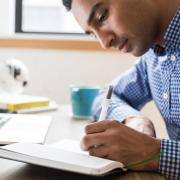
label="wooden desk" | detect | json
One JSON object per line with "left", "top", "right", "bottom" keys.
{"left": 0, "top": 106, "right": 165, "bottom": 180}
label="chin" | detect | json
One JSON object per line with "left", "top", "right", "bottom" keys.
{"left": 132, "top": 46, "right": 150, "bottom": 57}
{"left": 131, "top": 50, "right": 143, "bottom": 57}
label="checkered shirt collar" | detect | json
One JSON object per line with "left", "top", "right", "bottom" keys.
{"left": 153, "top": 8, "right": 180, "bottom": 56}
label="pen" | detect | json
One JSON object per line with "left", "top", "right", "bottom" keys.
{"left": 0, "top": 117, "right": 11, "bottom": 129}
{"left": 99, "top": 85, "right": 113, "bottom": 121}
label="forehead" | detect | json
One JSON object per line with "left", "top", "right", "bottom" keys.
{"left": 71, "top": 0, "right": 102, "bottom": 30}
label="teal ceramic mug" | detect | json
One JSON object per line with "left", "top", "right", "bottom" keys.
{"left": 70, "top": 86, "right": 99, "bottom": 119}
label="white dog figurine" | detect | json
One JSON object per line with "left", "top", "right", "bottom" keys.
{"left": 0, "top": 58, "right": 29, "bottom": 94}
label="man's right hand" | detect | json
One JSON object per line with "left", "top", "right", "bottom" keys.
{"left": 80, "top": 120, "right": 160, "bottom": 171}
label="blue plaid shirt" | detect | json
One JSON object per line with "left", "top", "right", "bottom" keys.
{"left": 93, "top": 8, "right": 180, "bottom": 179}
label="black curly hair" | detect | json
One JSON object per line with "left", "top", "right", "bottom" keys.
{"left": 62, "top": 0, "right": 72, "bottom": 11}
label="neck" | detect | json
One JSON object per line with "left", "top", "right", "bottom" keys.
{"left": 155, "top": 0, "right": 180, "bottom": 46}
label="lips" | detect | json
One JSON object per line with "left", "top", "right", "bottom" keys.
{"left": 118, "top": 39, "right": 128, "bottom": 52}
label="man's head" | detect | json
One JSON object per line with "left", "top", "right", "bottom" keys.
{"left": 62, "top": 0, "right": 160, "bottom": 56}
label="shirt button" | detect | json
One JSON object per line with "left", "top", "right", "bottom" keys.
{"left": 163, "top": 93, "right": 168, "bottom": 99}
{"left": 170, "top": 55, "right": 176, "bottom": 61}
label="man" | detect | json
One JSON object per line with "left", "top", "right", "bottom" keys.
{"left": 62, "top": 0, "right": 180, "bottom": 179}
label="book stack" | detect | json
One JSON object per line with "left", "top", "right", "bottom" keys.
{"left": 0, "top": 94, "right": 58, "bottom": 114}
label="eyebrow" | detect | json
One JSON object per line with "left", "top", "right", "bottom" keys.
{"left": 87, "top": 2, "right": 103, "bottom": 26}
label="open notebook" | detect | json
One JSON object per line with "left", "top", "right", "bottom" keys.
{"left": 0, "top": 139, "right": 125, "bottom": 176}
{"left": 0, "top": 113, "right": 52, "bottom": 145}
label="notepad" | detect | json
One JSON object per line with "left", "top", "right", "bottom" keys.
{"left": 0, "top": 113, "right": 52, "bottom": 145}
{"left": 0, "top": 139, "right": 125, "bottom": 176}
{"left": 0, "top": 94, "right": 50, "bottom": 112}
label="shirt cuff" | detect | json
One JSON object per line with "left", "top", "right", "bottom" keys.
{"left": 159, "top": 139, "right": 180, "bottom": 180}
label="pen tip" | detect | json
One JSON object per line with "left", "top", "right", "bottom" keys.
{"left": 106, "top": 85, "right": 113, "bottom": 99}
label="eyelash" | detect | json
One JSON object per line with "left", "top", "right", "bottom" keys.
{"left": 98, "top": 9, "right": 108, "bottom": 25}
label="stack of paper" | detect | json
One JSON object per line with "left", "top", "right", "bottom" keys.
{"left": 0, "top": 113, "right": 52, "bottom": 145}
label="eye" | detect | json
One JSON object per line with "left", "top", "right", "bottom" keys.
{"left": 98, "top": 9, "right": 108, "bottom": 25}
{"left": 90, "top": 32, "right": 96, "bottom": 38}
{"left": 85, "top": 31, "right": 96, "bottom": 38}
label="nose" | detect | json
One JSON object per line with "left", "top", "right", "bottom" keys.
{"left": 95, "top": 30, "right": 115, "bottom": 49}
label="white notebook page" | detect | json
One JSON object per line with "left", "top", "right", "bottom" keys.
{"left": 0, "top": 114, "right": 52, "bottom": 144}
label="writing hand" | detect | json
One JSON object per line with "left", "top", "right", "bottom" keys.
{"left": 81, "top": 120, "right": 161, "bottom": 171}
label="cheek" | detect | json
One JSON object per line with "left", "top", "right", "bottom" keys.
{"left": 110, "top": 10, "right": 140, "bottom": 37}
{"left": 108, "top": 16, "right": 128, "bottom": 35}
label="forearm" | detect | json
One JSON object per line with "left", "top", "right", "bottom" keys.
{"left": 93, "top": 92, "right": 156, "bottom": 137}
{"left": 92, "top": 92, "right": 141, "bottom": 122}
{"left": 124, "top": 120, "right": 180, "bottom": 177}
{"left": 92, "top": 58, "right": 152, "bottom": 122}
{"left": 126, "top": 137, "right": 161, "bottom": 171}
{"left": 136, "top": 138, "right": 180, "bottom": 178}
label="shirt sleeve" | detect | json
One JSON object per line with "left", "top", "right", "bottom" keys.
{"left": 92, "top": 54, "right": 152, "bottom": 122}
{"left": 159, "top": 139, "right": 180, "bottom": 179}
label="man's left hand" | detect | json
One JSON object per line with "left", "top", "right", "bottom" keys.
{"left": 124, "top": 116, "right": 156, "bottom": 137}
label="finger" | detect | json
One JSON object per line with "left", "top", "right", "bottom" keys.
{"left": 105, "top": 154, "right": 116, "bottom": 161}
{"left": 85, "top": 121, "right": 109, "bottom": 134}
{"left": 80, "top": 132, "right": 106, "bottom": 151}
{"left": 89, "top": 145, "right": 109, "bottom": 158}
